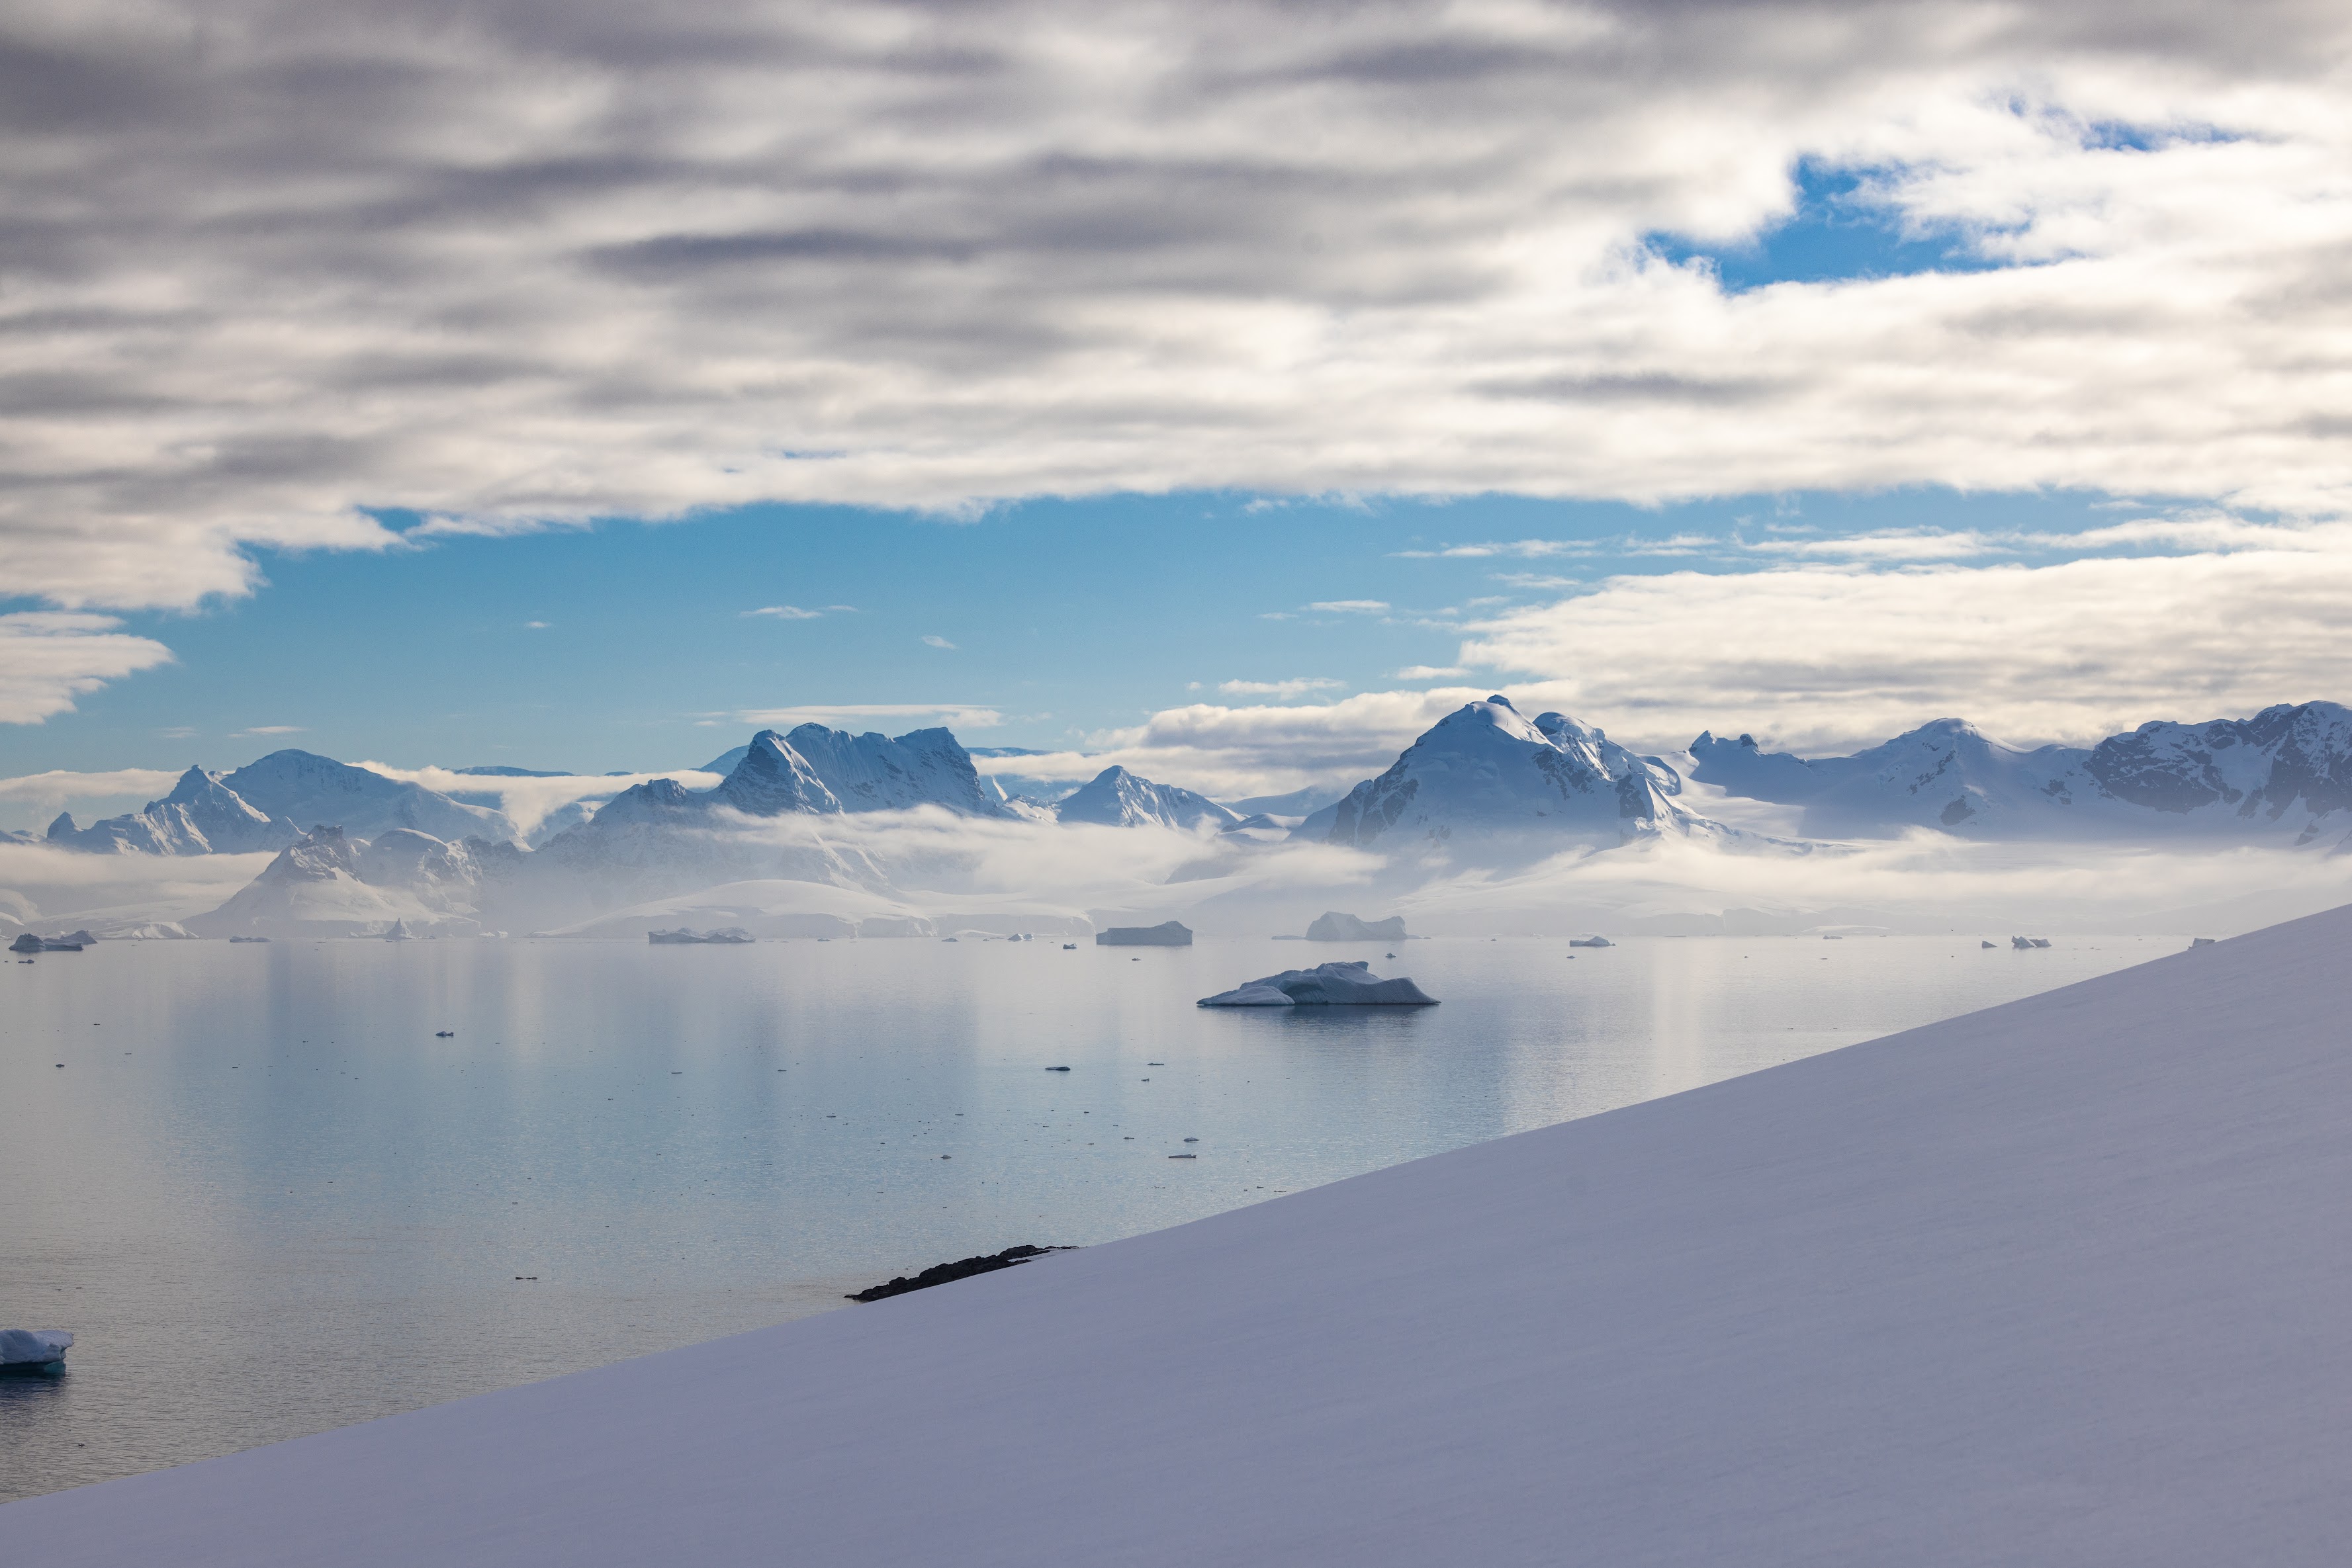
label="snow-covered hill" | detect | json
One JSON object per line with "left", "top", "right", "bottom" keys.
{"left": 186, "top": 826, "right": 485, "bottom": 938}
{"left": 1296, "top": 696, "right": 1712, "bottom": 851}
{"left": 44, "top": 766, "right": 295, "bottom": 855}
{"left": 21, "top": 904, "right": 2352, "bottom": 1565}
{"left": 222, "top": 750, "right": 519, "bottom": 846}
{"left": 1688, "top": 701, "right": 2352, "bottom": 842}
{"left": 1055, "top": 766, "right": 1242, "bottom": 831}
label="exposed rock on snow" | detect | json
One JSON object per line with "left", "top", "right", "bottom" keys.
{"left": 44, "top": 766, "right": 295, "bottom": 855}
{"left": 1298, "top": 697, "right": 1713, "bottom": 853}
{"left": 647, "top": 928, "right": 755, "bottom": 944}
{"left": 1055, "top": 767, "right": 1242, "bottom": 831}
{"left": 1198, "top": 961, "right": 1438, "bottom": 1006}
{"left": 1097, "top": 921, "right": 1193, "bottom": 946}
{"left": 846, "top": 1246, "right": 1074, "bottom": 1303}
{"left": 1304, "top": 911, "right": 1406, "bottom": 941}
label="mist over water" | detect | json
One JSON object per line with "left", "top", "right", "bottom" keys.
{"left": 0, "top": 931, "right": 2179, "bottom": 1500}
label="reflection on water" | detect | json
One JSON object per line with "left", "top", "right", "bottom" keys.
{"left": 0, "top": 932, "right": 2166, "bottom": 1500}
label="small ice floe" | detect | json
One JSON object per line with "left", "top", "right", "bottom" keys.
{"left": 2192, "top": 937, "right": 2217, "bottom": 948}
{"left": 0, "top": 1328, "right": 72, "bottom": 1371}
{"left": 1568, "top": 936, "right": 1612, "bottom": 949}
{"left": 2011, "top": 936, "right": 2053, "bottom": 950}
{"left": 1197, "top": 961, "right": 1438, "bottom": 1008}
{"left": 434, "top": 1030, "right": 455, "bottom": 1038}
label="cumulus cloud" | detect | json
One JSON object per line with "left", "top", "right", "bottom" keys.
{"left": 0, "top": 613, "right": 175, "bottom": 724}
{"left": 743, "top": 605, "right": 823, "bottom": 619}
{"left": 921, "top": 635, "right": 958, "bottom": 649}
{"left": 8, "top": 0, "right": 2352, "bottom": 629}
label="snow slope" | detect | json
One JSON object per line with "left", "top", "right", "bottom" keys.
{"left": 1054, "top": 765, "right": 1242, "bottom": 830}
{"left": 1690, "top": 701, "right": 2352, "bottom": 842}
{"left": 17, "top": 904, "right": 2352, "bottom": 1564}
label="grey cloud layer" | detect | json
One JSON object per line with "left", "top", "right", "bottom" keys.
{"left": 7, "top": 0, "right": 2352, "bottom": 623}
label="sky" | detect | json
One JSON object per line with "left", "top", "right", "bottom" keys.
{"left": 5, "top": 0, "right": 2352, "bottom": 826}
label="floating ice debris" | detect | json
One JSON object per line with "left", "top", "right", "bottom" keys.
{"left": 1982, "top": 940, "right": 1997, "bottom": 949}
{"left": 2011, "top": 936, "right": 2053, "bottom": 950}
{"left": 1046, "top": 1065, "right": 1071, "bottom": 1072}
{"left": 1568, "top": 936, "right": 1612, "bottom": 949}
{"left": 1097, "top": 921, "right": 1193, "bottom": 947}
{"left": 1168, "top": 1153, "right": 1197, "bottom": 1159}
{"left": 0, "top": 1328, "right": 71, "bottom": 1369}
{"left": 434, "top": 1030, "right": 454, "bottom": 1038}
{"left": 1198, "top": 961, "right": 1439, "bottom": 1008}
{"left": 2192, "top": 937, "right": 2216, "bottom": 947}
{"left": 228, "top": 936, "right": 271, "bottom": 943}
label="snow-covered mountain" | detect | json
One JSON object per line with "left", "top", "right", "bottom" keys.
{"left": 1056, "top": 767, "right": 1242, "bottom": 831}
{"left": 1296, "top": 697, "right": 1705, "bottom": 851}
{"left": 222, "top": 750, "right": 520, "bottom": 846}
{"left": 187, "top": 826, "right": 485, "bottom": 937}
{"left": 44, "top": 765, "right": 295, "bottom": 854}
{"left": 563, "top": 724, "right": 1007, "bottom": 845}
{"left": 1688, "top": 702, "right": 2352, "bottom": 842}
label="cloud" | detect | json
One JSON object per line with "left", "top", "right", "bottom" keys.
{"left": 1455, "top": 545, "right": 2352, "bottom": 752}
{"left": 0, "top": 767, "right": 182, "bottom": 807}
{"left": 921, "top": 635, "right": 958, "bottom": 649}
{"left": 13, "top": 0, "right": 2352, "bottom": 633}
{"left": 0, "top": 613, "right": 175, "bottom": 725}
{"left": 1394, "top": 666, "right": 1470, "bottom": 681}
{"left": 234, "top": 725, "right": 304, "bottom": 737}
{"left": 523, "top": 620, "right": 550, "bottom": 629}
{"left": 1218, "top": 677, "right": 1345, "bottom": 697}
{"left": 743, "top": 605, "right": 823, "bottom": 620}
{"left": 357, "top": 763, "right": 724, "bottom": 838}
{"left": 1304, "top": 601, "right": 1392, "bottom": 615}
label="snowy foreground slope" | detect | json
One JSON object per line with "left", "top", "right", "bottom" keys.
{"left": 15, "top": 914, "right": 2352, "bottom": 1565}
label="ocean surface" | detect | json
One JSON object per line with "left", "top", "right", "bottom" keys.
{"left": 1, "top": 932, "right": 2170, "bottom": 1502}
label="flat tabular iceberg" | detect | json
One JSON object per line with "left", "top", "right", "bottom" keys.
{"left": 1199, "top": 961, "right": 1438, "bottom": 1007}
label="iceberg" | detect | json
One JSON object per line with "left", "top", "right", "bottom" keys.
{"left": 1097, "top": 922, "right": 1193, "bottom": 947}
{"left": 1304, "top": 911, "right": 1406, "bottom": 941}
{"left": 0, "top": 1328, "right": 71, "bottom": 1368}
{"left": 1198, "top": 961, "right": 1439, "bottom": 1007}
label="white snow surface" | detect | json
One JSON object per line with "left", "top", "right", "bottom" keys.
{"left": 23, "top": 906, "right": 2352, "bottom": 1562}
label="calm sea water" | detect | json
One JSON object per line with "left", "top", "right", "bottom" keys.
{"left": 1, "top": 932, "right": 2169, "bottom": 1501}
